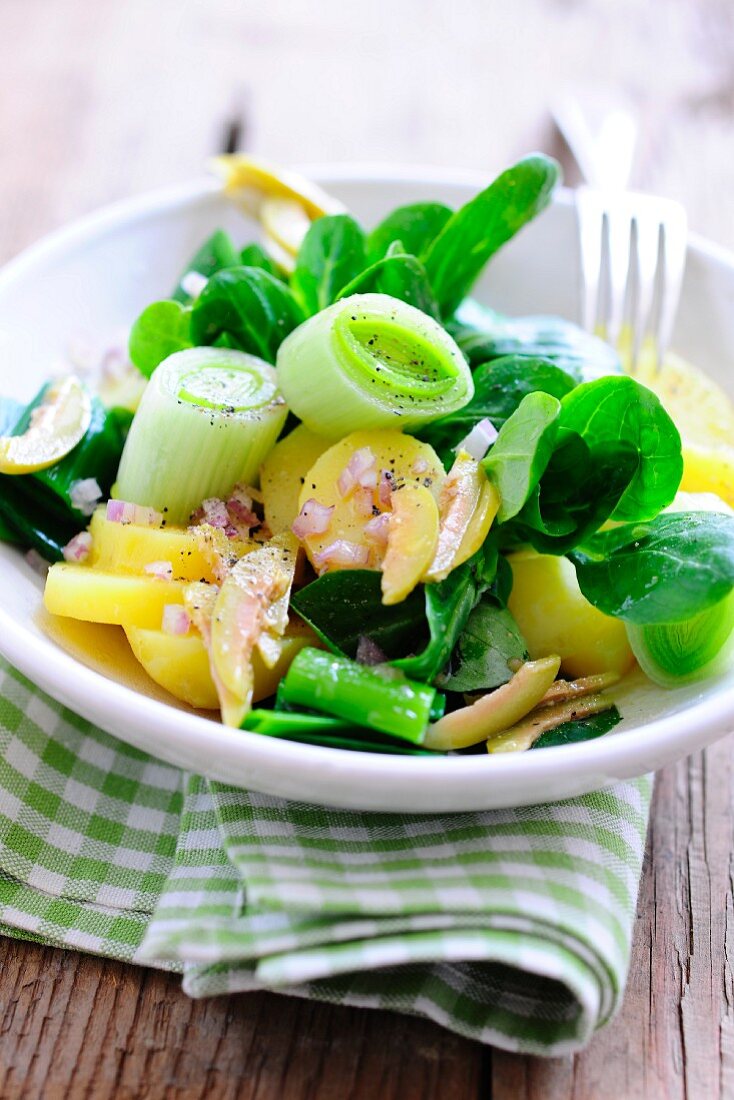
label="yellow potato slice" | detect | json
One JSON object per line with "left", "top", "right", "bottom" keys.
{"left": 260, "top": 424, "right": 331, "bottom": 535}
{"left": 89, "top": 509, "right": 217, "bottom": 580}
{"left": 507, "top": 550, "right": 635, "bottom": 679}
{"left": 44, "top": 563, "right": 187, "bottom": 629}
{"left": 124, "top": 622, "right": 316, "bottom": 711}
{"left": 125, "top": 627, "right": 219, "bottom": 709}
{"left": 381, "top": 485, "right": 439, "bottom": 606}
{"left": 296, "top": 430, "right": 444, "bottom": 571}
{"left": 0, "top": 376, "right": 91, "bottom": 474}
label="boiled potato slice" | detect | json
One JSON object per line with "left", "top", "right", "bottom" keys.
{"left": 296, "top": 429, "right": 444, "bottom": 570}
{"left": 125, "top": 627, "right": 219, "bottom": 709}
{"left": 89, "top": 509, "right": 210, "bottom": 580}
{"left": 260, "top": 425, "right": 331, "bottom": 535}
{"left": 381, "top": 485, "right": 439, "bottom": 605}
{"left": 44, "top": 563, "right": 187, "bottom": 629}
{"left": 507, "top": 550, "right": 634, "bottom": 679}
{"left": 89, "top": 509, "right": 255, "bottom": 581}
{"left": 125, "top": 619, "right": 316, "bottom": 711}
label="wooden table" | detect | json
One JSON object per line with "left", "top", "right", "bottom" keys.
{"left": 1, "top": 1, "right": 733, "bottom": 1096}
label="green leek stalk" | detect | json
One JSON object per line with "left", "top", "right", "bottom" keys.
{"left": 278, "top": 647, "right": 436, "bottom": 743}
{"left": 626, "top": 589, "right": 734, "bottom": 688}
{"left": 276, "top": 292, "right": 474, "bottom": 440}
{"left": 115, "top": 348, "right": 288, "bottom": 524}
{"left": 242, "top": 709, "right": 438, "bottom": 754}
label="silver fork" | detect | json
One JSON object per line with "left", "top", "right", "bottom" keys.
{"left": 552, "top": 95, "right": 688, "bottom": 369}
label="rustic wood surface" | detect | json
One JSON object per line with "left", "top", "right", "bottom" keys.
{"left": 1, "top": 1, "right": 733, "bottom": 1096}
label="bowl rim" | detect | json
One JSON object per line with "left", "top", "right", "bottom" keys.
{"left": 0, "top": 164, "right": 732, "bottom": 797}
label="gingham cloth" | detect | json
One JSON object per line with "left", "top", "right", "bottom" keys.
{"left": 0, "top": 657, "right": 651, "bottom": 1055}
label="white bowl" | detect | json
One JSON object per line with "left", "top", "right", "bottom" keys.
{"left": 0, "top": 167, "right": 733, "bottom": 812}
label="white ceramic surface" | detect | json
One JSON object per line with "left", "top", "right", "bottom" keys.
{"left": 0, "top": 167, "right": 733, "bottom": 812}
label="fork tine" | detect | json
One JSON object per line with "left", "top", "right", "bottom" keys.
{"left": 654, "top": 201, "right": 688, "bottom": 368}
{"left": 629, "top": 213, "right": 660, "bottom": 370}
{"left": 604, "top": 200, "right": 633, "bottom": 349}
{"left": 576, "top": 187, "right": 604, "bottom": 332}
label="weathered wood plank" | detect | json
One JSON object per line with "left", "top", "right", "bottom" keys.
{"left": 492, "top": 736, "right": 734, "bottom": 1100}
{"left": 0, "top": 938, "right": 482, "bottom": 1100}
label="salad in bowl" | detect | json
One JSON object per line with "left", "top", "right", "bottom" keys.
{"left": 2, "top": 153, "right": 733, "bottom": 762}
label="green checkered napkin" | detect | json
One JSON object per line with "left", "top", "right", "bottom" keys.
{"left": 0, "top": 656, "right": 651, "bottom": 1055}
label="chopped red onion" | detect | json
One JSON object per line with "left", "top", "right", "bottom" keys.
{"left": 363, "top": 512, "right": 390, "bottom": 545}
{"left": 457, "top": 418, "right": 498, "bottom": 461}
{"left": 62, "top": 531, "right": 93, "bottom": 563}
{"left": 313, "top": 539, "right": 369, "bottom": 571}
{"left": 69, "top": 478, "right": 102, "bottom": 517}
{"left": 352, "top": 486, "right": 376, "bottom": 517}
{"left": 200, "top": 497, "right": 231, "bottom": 530}
{"left": 378, "top": 469, "right": 394, "bottom": 509}
{"left": 162, "top": 604, "right": 191, "bottom": 635}
{"left": 356, "top": 635, "right": 388, "bottom": 666}
{"left": 292, "top": 498, "right": 335, "bottom": 539}
{"left": 338, "top": 447, "right": 377, "bottom": 497}
{"left": 144, "top": 560, "right": 173, "bottom": 581}
{"left": 180, "top": 270, "right": 209, "bottom": 299}
{"left": 106, "top": 499, "right": 163, "bottom": 527}
{"left": 226, "top": 486, "right": 259, "bottom": 530}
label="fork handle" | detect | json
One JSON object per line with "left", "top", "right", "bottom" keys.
{"left": 552, "top": 96, "right": 637, "bottom": 191}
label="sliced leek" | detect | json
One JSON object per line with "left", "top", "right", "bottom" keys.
{"left": 115, "top": 348, "right": 287, "bottom": 524}
{"left": 626, "top": 589, "right": 734, "bottom": 688}
{"left": 276, "top": 293, "right": 474, "bottom": 440}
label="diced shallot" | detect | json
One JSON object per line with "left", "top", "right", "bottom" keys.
{"left": 200, "top": 497, "right": 233, "bottom": 531}
{"left": 69, "top": 478, "right": 102, "bottom": 517}
{"left": 292, "top": 498, "right": 335, "bottom": 540}
{"left": 106, "top": 499, "right": 163, "bottom": 527}
{"left": 457, "top": 418, "right": 498, "bottom": 461}
{"left": 226, "top": 486, "right": 259, "bottom": 530}
{"left": 144, "top": 560, "right": 173, "bottom": 581}
{"left": 313, "top": 539, "right": 369, "bottom": 570}
{"left": 363, "top": 512, "right": 390, "bottom": 545}
{"left": 62, "top": 531, "right": 92, "bottom": 563}
{"left": 162, "top": 604, "right": 191, "bottom": 635}
{"left": 378, "top": 469, "right": 394, "bottom": 509}
{"left": 352, "top": 486, "right": 376, "bottom": 517}
{"left": 337, "top": 447, "right": 377, "bottom": 498}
